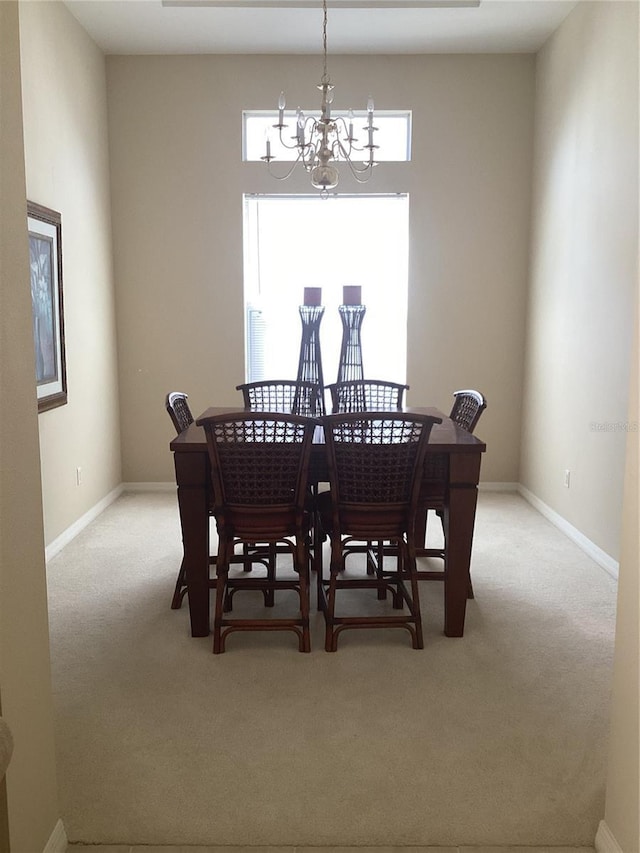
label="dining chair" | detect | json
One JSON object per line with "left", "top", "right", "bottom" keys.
{"left": 236, "top": 379, "right": 323, "bottom": 417}
{"left": 449, "top": 389, "right": 487, "bottom": 433}
{"left": 166, "top": 392, "right": 269, "bottom": 610}
{"left": 238, "top": 378, "right": 325, "bottom": 573}
{"left": 196, "top": 411, "right": 315, "bottom": 653}
{"left": 415, "top": 389, "right": 487, "bottom": 598}
{"left": 316, "top": 411, "right": 441, "bottom": 651}
{"left": 165, "top": 391, "right": 194, "bottom": 434}
{"left": 326, "top": 379, "right": 409, "bottom": 414}
{"left": 325, "top": 378, "right": 411, "bottom": 574}
{"left": 166, "top": 392, "right": 197, "bottom": 609}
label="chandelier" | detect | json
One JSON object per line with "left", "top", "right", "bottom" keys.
{"left": 261, "top": 0, "right": 379, "bottom": 196}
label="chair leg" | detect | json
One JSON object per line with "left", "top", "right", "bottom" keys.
{"left": 170, "top": 558, "right": 187, "bottom": 609}
{"left": 296, "top": 540, "right": 311, "bottom": 653}
{"left": 414, "top": 508, "right": 428, "bottom": 549}
{"left": 375, "top": 540, "right": 388, "bottom": 599}
{"left": 213, "top": 554, "right": 230, "bottom": 654}
{"left": 324, "top": 535, "right": 342, "bottom": 652}
{"left": 264, "top": 544, "right": 277, "bottom": 607}
{"left": 405, "top": 544, "right": 424, "bottom": 650}
{"left": 325, "top": 568, "right": 339, "bottom": 652}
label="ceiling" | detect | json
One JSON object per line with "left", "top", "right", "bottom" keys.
{"left": 62, "top": 0, "right": 579, "bottom": 55}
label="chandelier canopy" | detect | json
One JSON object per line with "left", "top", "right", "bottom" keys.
{"left": 262, "top": 0, "right": 379, "bottom": 196}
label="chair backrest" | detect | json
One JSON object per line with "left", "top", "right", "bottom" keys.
{"left": 197, "top": 412, "right": 315, "bottom": 538}
{"left": 236, "top": 380, "right": 323, "bottom": 417}
{"left": 326, "top": 379, "right": 410, "bottom": 414}
{"left": 166, "top": 391, "right": 194, "bottom": 434}
{"left": 449, "top": 389, "right": 486, "bottom": 433}
{"left": 321, "top": 412, "right": 441, "bottom": 540}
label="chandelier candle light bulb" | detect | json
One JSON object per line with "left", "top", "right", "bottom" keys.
{"left": 262, "top": 0, "right": 379, "bottom": 195}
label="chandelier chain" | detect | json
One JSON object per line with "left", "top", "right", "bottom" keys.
{"left": 322, "top": 0, "right": 329, "bottom": 84}
{"left": 264, "top": 0, "right": 378, "bottom": 193}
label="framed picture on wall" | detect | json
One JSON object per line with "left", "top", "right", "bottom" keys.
{"left": 27, "top": 201, "right": 67, "bottom": 413}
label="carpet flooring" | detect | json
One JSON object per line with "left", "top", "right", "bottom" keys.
{"left": 47, "top": 490, "right": 616, "bottom": 848}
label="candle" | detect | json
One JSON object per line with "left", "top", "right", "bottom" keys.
{"left": 343, "top": 285, "right": 362, "bottom": 305}
{"left": 367, "top": 95, "right": 374, "bottom": 125}
{"left": 304, "top": 287, "right": 322, "bottom": 306}
{"left": 278, "top": 91, "right": 286, "bottom": 126}
{"left": 367, "top": 96, "right": 374, "bottom": 146}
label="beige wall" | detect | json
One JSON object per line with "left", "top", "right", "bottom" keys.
{"left": 8, "top": 1, "right": 637, "bottom": 848}
{"left": 604, "top": 309, "right": 639, "bottom": 852}
{"left": 0, "top": 3, "right": 61, "bottom": 850}
{"left": 106, "top": 53, "right": 535, "bottom": 485}
{"left": 521, "top": 0, "right": 638, "bottom": 560}
{"left": 524, "top": 3, "right": 639, "bottom": 846}
{"left": 19, "top": 0, "right": 122, "bottom": 544}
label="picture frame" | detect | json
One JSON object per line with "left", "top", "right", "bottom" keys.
{"left": 27, "top": 201, "right": 67, "bottom": 413}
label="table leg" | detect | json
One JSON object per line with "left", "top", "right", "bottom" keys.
{"left": 443, "top": 452, "right": 481, "bottom": 637}
{"left": 174, "top": 452, "right": 210, "bottom": 637}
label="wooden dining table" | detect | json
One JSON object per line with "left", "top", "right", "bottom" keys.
{"left": 170, "top": 406, "right": 486, "bottom": 639}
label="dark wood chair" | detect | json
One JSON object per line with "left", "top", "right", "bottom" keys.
{"left": 316, "top": 411, "right": 441, "bottom": 651}
{"left": 166, "top": 392, "right": 197, "bottom": 609}
{"left": 449, "top": 389, "right": 487, "bottom": 432}
{"left": 165, "top": 391, "right": 194, "bottom": 434}
{"left": 325, "top": 378, "right": 410, "bottom": 573}
{"left": 415, "top": 389, "right": 487, "bottom": 598}
{"left": 166, "top": 392, "right": 269, "bottom": 609}
{"left": 236, "top": 379, "right": 323, "bottom": 417}
{"left": 196, "top": 411, "right": 315, "bottom": 654}
{"left": 238, "top": 378, "right": 325, "bottom": 571}
{"left": 326, "top": 379, "right": 409, "bottom": 414}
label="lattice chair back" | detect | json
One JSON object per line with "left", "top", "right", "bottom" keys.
{"left": 321, "top": 412, "right": 440, "bottom": 540}
{"left": 449, "top": 389, "right": 487, "bottom": 433}
{"left": 327, "top": 379, "right": 409, "bottom": 414}
{"left": 166, "top": 391, "right": 194, "bottom": 434}
{"left": 200, "top": 412, "right": 314, "bottom": 534}
{"left": 236, "top": 380, "right": 323, "bottom": 417}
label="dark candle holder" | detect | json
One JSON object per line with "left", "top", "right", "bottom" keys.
{"left": 336, "top": 303, "right": 366, "bottom": 383}
{"left": 296, "top": 304, "right": 326, "bottom": 414}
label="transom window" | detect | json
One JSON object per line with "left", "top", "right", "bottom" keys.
{"left": 243, "top": 111, "right": 412, "bottom": 162}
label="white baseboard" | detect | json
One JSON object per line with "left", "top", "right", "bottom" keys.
{"left": 45, "top": 484, "right": 124, "bottom": 562}
{"left": 124, "top": 481, "right": 175, "bottom": 492}
{"left": 596, "top": 819, "right": 624, "bottom": 853}
{"left": 42, "top": 819, "right": 67, "bottom": 853}
{"left": 518, "top": 484, "right": 619, "bottom": 579}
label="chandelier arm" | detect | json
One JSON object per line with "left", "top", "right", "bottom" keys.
{"left": 277, "top": 132, "right": 307, "bottom": 152}
{"left": 344, "top": 163, "right": 375, "bottom": 184}
{"left": 267, "top": 153, "right": 306, "bottom": 181}
{"left": 336, "top": 139, "right": 377, "bottom": 175}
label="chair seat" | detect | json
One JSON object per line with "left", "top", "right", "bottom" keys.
{"left": 317, "top": 491, "right": 410, "bottom": 541}
{"left": 216, "top": 505, "right": 309, "bottom": 540}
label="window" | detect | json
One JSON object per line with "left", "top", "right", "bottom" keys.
{"left": 243, "top": 193, "right": 409, "bottom": 384}
{"left": 243, "top": 111, "right": 412, "bottom": 162}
